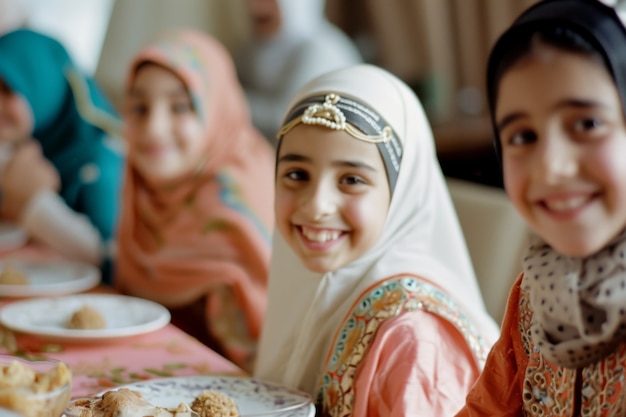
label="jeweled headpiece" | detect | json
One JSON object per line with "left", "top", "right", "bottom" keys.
{"left": 277, "top": 93, "right": 403, "bottom": 192}
{"left": 278, "top": 93, "right": 393, "bottom": 144}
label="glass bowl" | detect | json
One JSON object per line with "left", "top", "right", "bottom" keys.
{"left": 0, "top": 355, "right": 71, "bottom": 417}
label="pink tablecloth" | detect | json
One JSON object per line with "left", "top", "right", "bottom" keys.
{"left": 0, "top": 243, "right": 244, "bottom": 398}
{"left": 0, "top": 324, "right": 244, "bottom": 398}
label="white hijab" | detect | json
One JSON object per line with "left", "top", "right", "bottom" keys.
{"left": 254, "top": 64, "right": 500, "bottom": 394}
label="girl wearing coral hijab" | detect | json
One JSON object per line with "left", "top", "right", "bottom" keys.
{"left": 255, "top": 64, "right": 499, "bottom": 416}
{"left": 115, "top": 30, "right": 274, "bottom": 372}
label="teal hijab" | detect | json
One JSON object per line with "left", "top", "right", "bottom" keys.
{"left": 0, "top": 29, "right": 123, "bottom": 276}
{"left": 0, "top": 29, "right": 120, "bottom": 185}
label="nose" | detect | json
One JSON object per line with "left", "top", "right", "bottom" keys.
{"left": 144, "top": 104, "right": 169, "bottom": 141}
{"left": 533, "top": 130, "right": 578, "bottom": 184}
{"left": 299, "top": 178, "right": 337, "bottom": 221}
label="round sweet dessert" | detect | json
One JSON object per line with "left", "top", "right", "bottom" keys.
{"left": 66, "top": 305, "right": 106, "bottom": 330}
{"left": 191, "top": 391, "right": 239, "bottom": 417}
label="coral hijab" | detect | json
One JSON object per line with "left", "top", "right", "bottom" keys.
{"left": 115, "top": 31, "right": 274, "bottom": 341}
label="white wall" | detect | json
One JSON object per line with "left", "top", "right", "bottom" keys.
{"left": 94, "top": 0, "right": 249, "bottom": 108}
{"left": 0, "top": 0, "right": 115, "bottom": 75}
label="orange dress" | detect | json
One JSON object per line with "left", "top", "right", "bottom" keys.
{"left": 456, "top": 273, "right": 626, "bottom": 417}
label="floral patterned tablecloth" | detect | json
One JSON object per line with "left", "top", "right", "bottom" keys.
{"left": 0, "top": 323, "right": 244, "bottom": 398}
{"left": 0, "top": 243, "right": 244, "bottom": 398}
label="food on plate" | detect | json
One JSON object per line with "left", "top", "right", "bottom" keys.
{"left": 0, "top": 358, "right": 72, "bottom": 417}
{"left": 191, "top": 391, "right": 239, "bottom": 417}
{"left": 65, "top": 389, "right": 198, "bottom": 417}
{"left": 65, "top": 388, "right": 241, "bottom": 417}
{"left": 0, "top": 326, "right": 16, "bottom": 352}
{"left": 0, "top": 263, "right": 28, "bottom": 285}
{"left": 66, "top": 305, "right": 106, "bottom": 330}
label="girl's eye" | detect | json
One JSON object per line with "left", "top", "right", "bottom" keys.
{"left": 505, "top": 129, "right": 537, "bottom": 146}
{"left": 340, "top": 175, "right": 366, "bottom": 185}
{"left": 285, "top": 170, "right": 308, "bottom": 181}
{"left": 573, "top": 117, "right": 602, "bottom": 132}
{"left": 127, "top": 103, "right": 147, "bottom": 117}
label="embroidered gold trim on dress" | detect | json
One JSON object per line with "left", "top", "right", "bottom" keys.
{"left": 277, "top": 94, "right": 392, "bottom": 144}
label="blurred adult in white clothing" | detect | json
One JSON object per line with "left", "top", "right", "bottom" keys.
{"left": 235, "top": 0, "right": 363, "bottom": 143}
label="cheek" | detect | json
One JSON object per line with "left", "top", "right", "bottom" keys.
{"left": 347, "top": 195, "right": 387, "bottom": 239}
{"left": 124, "top": 130, "right": 144, "bottom": 159}
{"left": 13, "top": 97, "right": 33, "bottom": 136}
{"left": 123, "top": 122, "right": 139, "bottom": 143}
{"left": 274, "top": 187, "right": 295, "bottom": 229}
{"left": 502, "top": 158, "right": 526, "bottom": 206}
{"left": 176, "top": 121, "right": 206, "bottom": 159}
{"left": 590, "top": 144, "right": 626, "bottom": 207}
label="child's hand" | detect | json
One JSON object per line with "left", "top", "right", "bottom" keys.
{"left": 0, "top": 141, "right": 60, "bottom": 220}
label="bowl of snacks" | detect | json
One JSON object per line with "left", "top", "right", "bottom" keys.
{"left": 0, "top": 355, "right": 72, "bottom": 417}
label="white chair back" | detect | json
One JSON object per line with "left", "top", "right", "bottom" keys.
{"left": 446, "top": 178, "right": 530, "bottom": 323}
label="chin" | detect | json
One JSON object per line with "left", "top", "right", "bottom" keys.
{"left": 299, "top": 258, "right": 336, "bottom": 274}
{"left": 302, "top": 262, "right": 330, "bottom": 274}
{"left": 549, "top": 239, "right": 607, "bottom": 259}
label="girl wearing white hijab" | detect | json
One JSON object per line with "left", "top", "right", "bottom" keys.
{"left": 235, "top": 0, "right": 362, "bottom": 142}
{"left": 255, "top": 64, "right": 499, "bottom": 416}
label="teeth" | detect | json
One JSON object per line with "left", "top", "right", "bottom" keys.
{"left": 545, "top": 196, "right": 588, "bottom": 211}
{"left": 301, "top": 227, "right": 341, "bottom": 242}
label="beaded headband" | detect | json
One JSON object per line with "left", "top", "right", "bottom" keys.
{"left": 277, "top": 93, "right": 393, "bottom": 144}
{"left": 277, "top": 93, "right": 403, "bottom": 192}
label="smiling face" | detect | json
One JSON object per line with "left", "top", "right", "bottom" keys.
{"left": 496, "top": 44, "right": 626, "bottom": 257}
{"left": 275, "top": 124, "right": 391, "bottom": 273}
{"left": 124, "top": 63, "right": 206, "bottom": 187}
{"left": 0, "top": 79, "right": 32, "bottom": 145}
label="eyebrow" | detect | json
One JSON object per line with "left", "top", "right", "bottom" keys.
{"left": 128, "top": 86, "right": 188, "bottom": 98}
{"left": 278, "top": 153, "right": 378, "bottom": 171}
{"left": 496, "top": 98, "right": 609, "bottom": 133}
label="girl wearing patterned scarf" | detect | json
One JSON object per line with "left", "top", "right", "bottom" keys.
{"left": 255, "top": 64, "right": 498, "bottom": 416}
{"left": 457, "top": 0, "right": 626, "bottom": 415}
{"left": 115, "top": 30, "right": 274, "bottom": 372}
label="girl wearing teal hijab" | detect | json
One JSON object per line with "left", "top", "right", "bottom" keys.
{"left": 0, "top": 29, "right": 123, "bottom": 284}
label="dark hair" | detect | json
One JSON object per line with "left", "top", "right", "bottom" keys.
{"left": 491, "top": 26, "right": 605, "bottom": 105}
{"left": 486, "top": 0, "right": 626, "bottom": 156}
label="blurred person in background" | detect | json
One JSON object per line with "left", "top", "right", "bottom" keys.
{"left": 115, "top": 30, "right": 274, "bottom": 372}
{"left": 235, "top": 0, "right": 363, "bottom": 143}
{"left": 0, "top": 29, "right": 123, "bottom": 283}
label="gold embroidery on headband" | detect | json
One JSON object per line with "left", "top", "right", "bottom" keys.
{"left": 277, "top": 94, "right": 392, "bottom": 144}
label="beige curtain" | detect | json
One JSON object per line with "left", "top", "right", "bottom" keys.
{"left": 327, "top": 0, "right": 538, "bottom": 123}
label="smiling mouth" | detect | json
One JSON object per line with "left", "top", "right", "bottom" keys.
{"left": 539, "top": 193, "right": 596, "bottom": 213}
{"left": 140, "top": 146, "right": 169, "bottom": 158}
{"left": 299, "top": 226, "right": 343, "bottom": 243}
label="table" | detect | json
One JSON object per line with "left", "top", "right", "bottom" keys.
{"left": 0, "top": 244, "right": 244, "bottom": 398}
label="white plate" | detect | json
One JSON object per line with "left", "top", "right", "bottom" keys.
{"left": 0, "top": 294, "right": 171, "bottom": 343}
{"left": 93, "top": 376, "right": 315, "bottom": 417}
{"left": 0, "top": 259, "right": 100, "bottom": 297}
{"left": 0, "top": 222, "right": 27, "bottom": 252}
